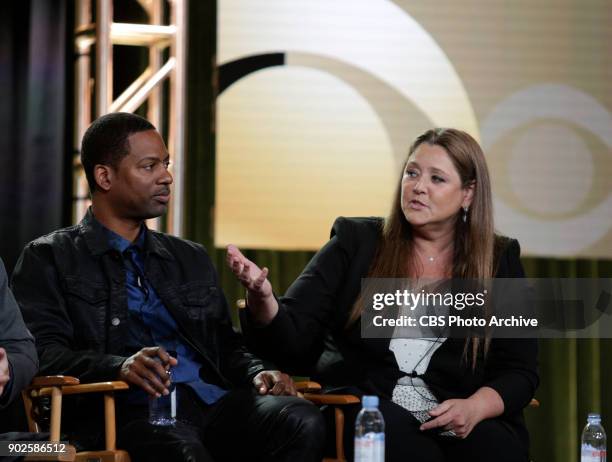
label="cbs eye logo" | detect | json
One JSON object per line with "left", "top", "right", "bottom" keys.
{"left": 481, "top": 83, "right": 612, "bottom": 257}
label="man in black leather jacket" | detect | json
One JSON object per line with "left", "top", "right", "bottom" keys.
{"left": 0, "top": 257, "right": 41, "bottom": 461}
{"left": 11, "top": 112, "right": 324, "bottom": 462}
{"left": 0, "top": 258, "right": 37, "bottom": 409}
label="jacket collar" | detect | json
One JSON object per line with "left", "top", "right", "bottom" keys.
{"left": 79, "top": 207, "right": 174, "bottom": 261}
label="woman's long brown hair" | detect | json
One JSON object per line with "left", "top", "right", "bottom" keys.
{"left": 348, "top": 128, "right": 495, "bottom": 367}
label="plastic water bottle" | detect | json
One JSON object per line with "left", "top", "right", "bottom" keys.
{"left": 148, "top": 366, "right": 176, "bottom": 426}
{"left": 355, "top": 395, "right": 385, "bottom": 462}
{"left": 582, "top": 413, "right": 607, "bottom": 462}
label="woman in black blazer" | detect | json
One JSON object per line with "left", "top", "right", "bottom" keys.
{"left": 227, "top": 128, "right": 538, "bottom": 462}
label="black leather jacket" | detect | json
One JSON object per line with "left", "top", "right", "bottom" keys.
{"left": 11, "top": 208, "right": 272, "bottom": 389}
{"left": 0, "top": 258, "right": 38, "bottom": 409}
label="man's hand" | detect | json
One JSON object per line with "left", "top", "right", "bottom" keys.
{"left": 0, "top": 348, "right": 10, "bottom": 397}
{"left": 253, "top": 371, "right": 297, "bottom": 396}
{"left": 119, "top": 347, "right": 178, "bottom": 397}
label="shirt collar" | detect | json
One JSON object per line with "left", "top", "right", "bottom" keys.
{"left": 79, "top": 207, "right": 173, "bottom": 260}
{"left": 104, "top": 223, "right": 145, "bottom": 254}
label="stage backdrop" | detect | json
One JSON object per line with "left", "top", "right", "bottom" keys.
{"left": 216, "top": 0, "right": 611, "bottom": 259}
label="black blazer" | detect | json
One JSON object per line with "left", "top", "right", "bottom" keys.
{"left": 242, "top": 217, "right": 539, "bottom": 448}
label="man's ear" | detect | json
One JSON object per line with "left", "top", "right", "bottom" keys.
{"left": 93, "top": 164, "right": 114, "bottom": 192}
{"left": 462, "top": 181, "right": 475, "bottom": 209}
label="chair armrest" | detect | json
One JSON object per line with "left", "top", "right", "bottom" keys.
{"left": 294, "top": 381, "right": 322, "bottom": 393}
{"left": 36, "top": 381, "right": 129, "bottom": 397}
{"left": 303, "top": 393, "right": 360, "bottom": 405}
{"left": 295, "top": 380, "right": 360, "bottom": 405}
{"left": 30, "top": 376, "right": 80, "bottom": 387}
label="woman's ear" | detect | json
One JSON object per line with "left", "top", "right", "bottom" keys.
{"left": 93, "top": 164, "right": 113, "bottom": 192}
{"left": 462, "top": 181, "right": 475, "bottom": 209}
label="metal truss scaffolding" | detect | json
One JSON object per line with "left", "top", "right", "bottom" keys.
{"left": 73, "top": 0, "right": 187, "bottom": 236}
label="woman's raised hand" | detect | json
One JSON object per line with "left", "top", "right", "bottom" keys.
{"left": 226, "top": 245, "right": 272, "bottom": 298}
{"left": 226, "top": 245, "right": 278, "bottom": 324}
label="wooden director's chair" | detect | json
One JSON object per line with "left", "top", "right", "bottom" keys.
{"left": 236, "top": 299, "right": 361, "bottom": 462}
{"left": 21, "top": 375, "right": 130, "bottom": 462}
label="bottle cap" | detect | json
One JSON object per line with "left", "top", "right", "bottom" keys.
{"left": 362, "top": 395, "right": 379, "bottom": 408}
{"left": 588, "top": 413, "right": 602, "bottom": 423}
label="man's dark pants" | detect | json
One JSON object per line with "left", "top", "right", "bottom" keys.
{"left": 116, "top": 385, "right": 325, "bottom": 462}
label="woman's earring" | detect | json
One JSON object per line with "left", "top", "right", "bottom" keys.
{"left": 462, "top": 206, "right": 469, "bottom": 223}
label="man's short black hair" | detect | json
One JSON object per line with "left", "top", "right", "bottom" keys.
{"left": 81, "top": 112, "right": 156, "bottom": 192}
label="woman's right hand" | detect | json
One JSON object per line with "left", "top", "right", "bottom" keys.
{"left": 226, "top": 245, "right": 278, "bottom": 325}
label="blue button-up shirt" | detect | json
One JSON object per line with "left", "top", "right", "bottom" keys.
{"left": 104, "top": 225, "right": 227, "bottom": 405}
